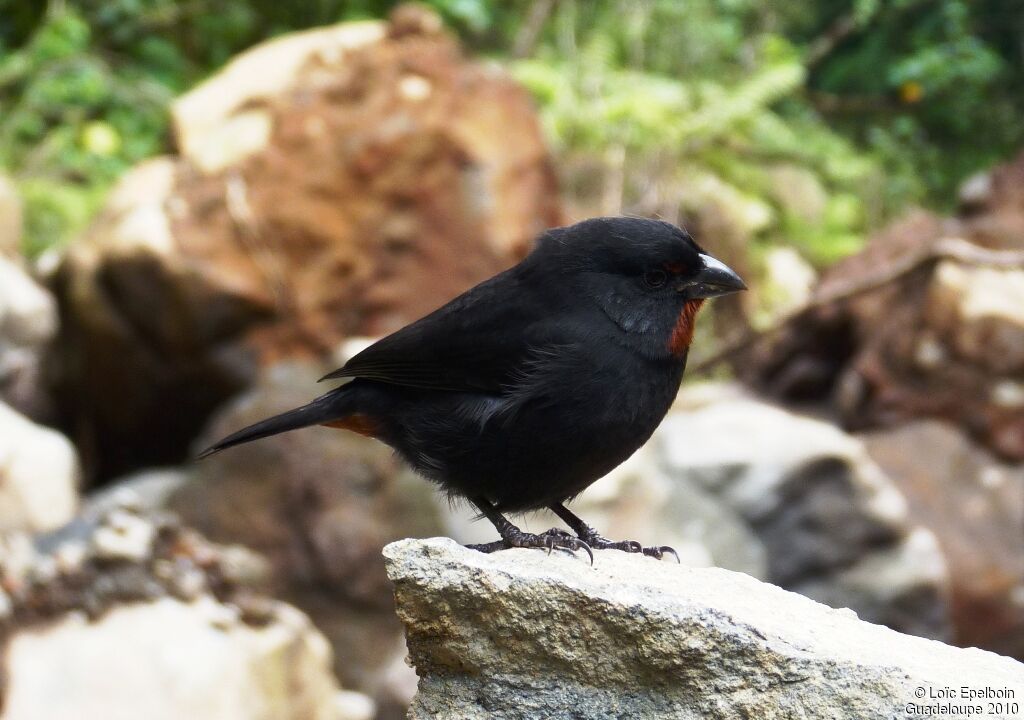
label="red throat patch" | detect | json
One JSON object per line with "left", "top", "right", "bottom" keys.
{"left": 667, "top": 300, "right": 705, "bottom": 357}
{"left": 323, "top": 413, "right": 381, "bottom": 438}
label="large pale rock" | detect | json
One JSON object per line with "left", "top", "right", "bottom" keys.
{"left": 647, "top": 383, "right": 950, "bottom": 641}
{"left": 384, "top": 538, "right": 1024, "bottom": 720}
{"left": 50, "top": 7, "right": 561, "bottom": 482}
{"left": 863, "top": 420, "right": 1024, "bottom": 660}
{"left": 0, "top": 503, "right": 363, "bottom": 720}
{"left": 0, "top": 257, "right": 57, "bottom": 418}
{"left": 0, "top": 402, "right": 77, "bottom": 533}
{"left": 2, "top": 598, "right": 339, "bottom": 720}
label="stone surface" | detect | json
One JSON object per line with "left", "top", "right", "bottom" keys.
{"left": 2, "top": 597, "right": 339, "bottom": 720}
{"left": 649, "top": 383, "right": 951, "bottom": 641}
{"left": 0, "top": 256, "right": 57, "bottom": 419}
{"left": 0, "top": 401, "right": 78, "bottom": 533}
{"left": 384, "top": 538, "right": 1024, "bottom": 720}
{"left": 48, "top": 7, "right": 561, "bottom": 482}
{"left": 863, "top": 420, "right": 1024, "bottom": 661}
{"left": 84, "top": 467, "right": 191, "bottom": 520}
{"left": 174, "top": 362, "right": 442, "bottom": 713}
{"left": 0, "top": 503, "right": 353, "bottom": 719}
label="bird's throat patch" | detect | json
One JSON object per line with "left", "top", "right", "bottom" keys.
{"left": 668, "top": 300, "right": 705, "bottom": 357}
{"left": 323, "top": 413, "right": 381, "bottom": 438}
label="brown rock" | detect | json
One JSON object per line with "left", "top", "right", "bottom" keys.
{"left": 862, "top": 421, "right": 1024, "bottom": 660}
{"left": 744, "top": 153, "right": 1024, "bottom": 460}
{"left": 49, "top": 9, "right": 561, "bottom": 482}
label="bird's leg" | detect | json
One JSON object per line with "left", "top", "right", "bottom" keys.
{"left": 548, "top": 503, "right": 679, "bottom": 562}
{"left": 466, "top": 497, "right": 593, "bottom": 564}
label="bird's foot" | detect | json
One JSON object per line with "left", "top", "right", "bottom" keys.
{"left": 467, "top": 527, "right": 593, "bottom": 564}
{"left": 567, "top": 528, "right": 680, "bottom": 562}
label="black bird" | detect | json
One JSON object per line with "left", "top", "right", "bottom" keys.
{"left": 199, "top": 217, "right": 745, "bottom": 561}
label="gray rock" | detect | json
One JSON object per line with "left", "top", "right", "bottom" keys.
{"left": 384, "top": 538, "right": 1024, "bottom": 720}
{"left": 652, "top": 383, "right": 951, "bottom": 641}
{"left": 84, "top": 467, "right": 191, "bottom": 520}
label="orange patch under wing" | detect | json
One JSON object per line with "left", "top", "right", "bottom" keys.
{"left": 323, "top": 413, "right": 381, "bottom": 438}
{"left": 667, "top": 299, "right": 705, "bottom": 357}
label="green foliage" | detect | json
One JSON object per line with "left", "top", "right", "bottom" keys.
{"left": 805, "top": 0, "right": 1024, "bottom": 206}
{"left": 511, "top": 3, "right": 881, "bottom": 267}
{"left": 1, "top": 0, "right": 1022, "bottom": 263}
{"left": 0, "top": 4, "right": 176, "bottom": 254}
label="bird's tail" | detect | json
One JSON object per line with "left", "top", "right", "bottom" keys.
{"left": 197, "top": 388, "right": 350, "bottom": 459}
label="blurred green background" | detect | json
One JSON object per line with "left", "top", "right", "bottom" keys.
{"left": 3, "top": 0, "right": 1023, "bottom": 262}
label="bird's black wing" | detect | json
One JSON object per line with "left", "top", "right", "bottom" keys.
{"left": 321, "top": 268, "right": 553, "bottom": 393}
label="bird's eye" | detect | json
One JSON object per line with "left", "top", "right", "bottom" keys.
{"left": 644, "top": 269, "right": 668, "bottom": 288}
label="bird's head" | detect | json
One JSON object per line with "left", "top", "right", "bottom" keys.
{"left": 532, "top": 217, "right": 746, "bottom": 359}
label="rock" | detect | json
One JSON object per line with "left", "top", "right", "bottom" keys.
{"left": 384, "top": 538, "right": 1024, "bottom": 720}
{"left": 6, "top": 505, "right": 264, "bottom": 625}
{"left": 743, "top": 154, "right": 1024, "bottom": 461}
{"left": 925, "top": 261, "right": 1024, "bottom": 374}
{"left": 49, "top": 8, "right": 561, "bottom": 482}
{"left": 2, "top": 597, "right": 340, "bottom": 720}
{"left": 0, "top": 402, "right": 78, "bottom": 533}
{"left": 171, "top": 22, "right": 385, "bottom": 173}
{"left": 0, "top": 256, "right": 57, "bottom": 419}
{"left": 83, "top": 467, "right": 190, "bottom": 520}
{"left": 334, "top": 690, "right": 376, "bottom": 720}
{"left": 863, "top": 420, "right": 1024, "bottom": 660}
{"left": 0, "top": 175, "right": 21, "bottom": 257}
{"left": 90, "top": 509, "right": 157, "bottom": 562}
{"left": 649, "top": 383, "right": 951, "bottom": 641}
{"left": 172, "top": 362, "right": 445, "bottom": 711}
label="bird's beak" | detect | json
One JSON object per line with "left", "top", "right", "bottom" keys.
{"left": 678, "top": 254, "right": 747, "bottom": 299}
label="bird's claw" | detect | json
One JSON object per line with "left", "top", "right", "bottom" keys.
{"left": 583, "top": 534, "right": 681, "bottom": 563}
{"left": 641, "top": 545, "right": 680, "bottom": 563}
{"left": 467, "top": 528, "right": 593, "bottom": 564}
